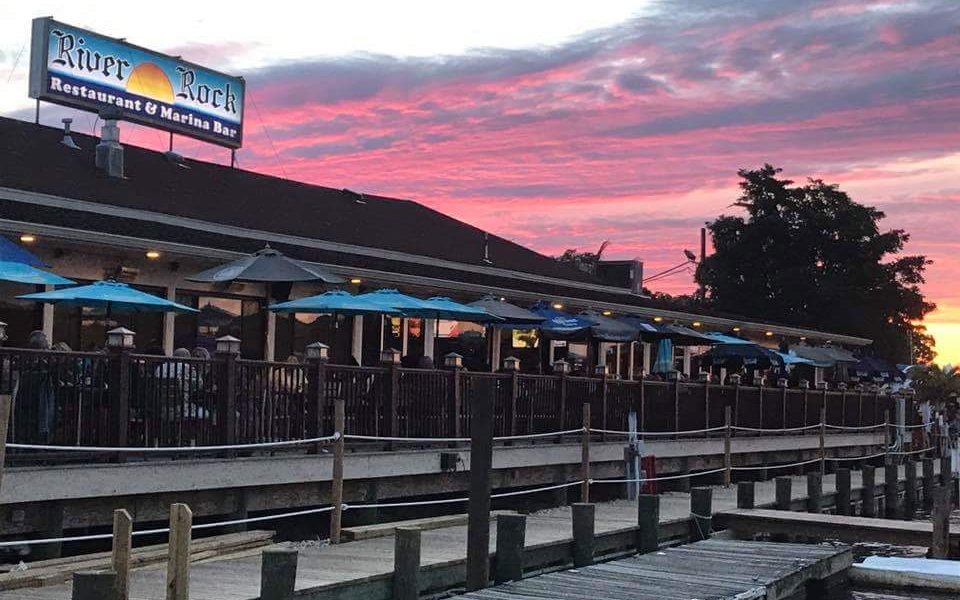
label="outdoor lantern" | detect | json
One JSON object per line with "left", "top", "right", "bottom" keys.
{"left": 595, "top": 364, "right": 609, "bottom": 377}
{"left": 552, "top": 359, "right": 570, "bottom": 375}
{"left": 798, "top": 379, "right": 810, "bottom": 389}
{"left": 698, "top": 371, "right": 710, "bottom": 383}
{"left": 380, "top": 347, "right": 401, "bottom": 365}
{"left": 729, "top": 373, "right": 742, "bottom": 385}
{"left": 444, "top": 352, "right": 463, "bottom": 369}
{"left": 0, "top": 321, "right": 7, "bottom": 344}
{"left": 305, "top": 342, "right": 330, "bottom": 361}
{"left": 816, "top": 381, "right": 828, "bottom": 390}
{"left": 502, "top": 356, "right": 520, "bottom": 372}
{"left": 777, "top": 378, "right": 788, "bottom": 388}
{"left": 106, "top": 326, "right": 135, "bottom": 349}
{"left": 216, "top": 335, "right": 241, "bottom": 355}
{"left": 837, "top": 382, "right": 848, "bottom": 391}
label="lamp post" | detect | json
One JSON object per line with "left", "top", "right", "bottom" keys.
{"left": 502, "top": 356, "right": 520, "bottom": 372}
{"left": 444, "top": 352, "right": 464, "bottom": 370}
{"left": 305, "top": 342, "right": 330, "bottom": 362}
{"left": 106, "top": 327, "right": 135, "bottom": 349}
{"left": 216, "top": 335, "right": 241, "bottom": 356}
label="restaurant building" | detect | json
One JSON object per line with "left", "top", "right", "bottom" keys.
{"left": 0, "top": 116, "right": 871, "bottom": 376}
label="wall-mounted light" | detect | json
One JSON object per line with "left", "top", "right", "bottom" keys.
{"left": 552, "top": 303, "right": 563, "bottom": 310}
{"left": 602, "top": 310, "right": 612, "bottom": 316}
{"left": 19, "top": 234, "right": 36, "bottom": 243}
{"left": 765, "top": 331, "right": 774, "bottom": 337}
{"left": 800, "top": 336, "right": 807, "bottom": 341}
{"left": 145, "top": 250, "right": 161, "bottom": 259}
{"left": 692, "top": 321, "right": 702, "bottom": 327}
{"left": 349, "top": 277, "right": 362, "bottom": 284}
{"left": 732, "top": 326, "right": 741, "bottom": 332}
{"left": 653, "top": 316, "right": 663, "bottom": 322}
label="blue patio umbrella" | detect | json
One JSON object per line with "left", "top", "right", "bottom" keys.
{"left": 652, "top": 338, "right": 674, "bottom": 373}
{"left": 269, "top": 290, "right": 401, "bottom": 315}
{"left": 18, "top": 280, "right": 197, "bottom": 314}
{"left": 703, "top": 332, "right": 755, "bottom": 345}
{"left": 355, "top": 289, "right": 434, "bottom": 314}
{"left": 0, "top": 260, "right": 74, "bottom": 285}
{"left": 528, "top": 302, "right": 593, "bottom": 338}
{"left": 0, "top": 235, "right": 45, "bottom": 267}
{"left": 419, "top": 297, "right": 500, "bottom": 322}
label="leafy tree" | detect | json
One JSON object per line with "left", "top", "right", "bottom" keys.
{"left": 909, "top": 363, "right": 960, "bottom": 406}
{"left": 556, "top": 241, "right": 610, "bottom": 275}
{"left": 696, "top": 165, "right": 934, "bottom": 363}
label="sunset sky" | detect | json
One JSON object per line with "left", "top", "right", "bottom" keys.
{"left": 2, "top": 1, "right": 958, "bottom": 363}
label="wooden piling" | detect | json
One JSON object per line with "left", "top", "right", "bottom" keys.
{"left": 884, "top": 463, "right": 899, "bottom": 519}
{"left": 690, "top": 487, "right": 712, "bottom": 541}
{"left": 111, "top": 509, "right": 132, "bottom": 600}
{"left": 737, "top": 481, "right": 755, "bottom": 509}
{"left": 930, "top": 487, "right": 950, "bottom": 559}
{"left": 466, "top": 378, "right": 494, "bottom": 591}
{"left": 806, "top": 472, "right": 822, "bottom": 514}
{"left": 0, "top": 395, "right": 11, "bottom": 494}
{"left": 636, "top": 494, "right": 660, "bottom": 554}
{"left": 330, "top": 398, "right": 345, "bottom": 544}
{"left": 903, "top": 460, "right": 917, "bottom": 520}
{"left": 166, "top": 503, "right": 192, "bottom": 600}
{"left": 922, "top": 458, "right": 935, "bottom": 510}
{"left": 836, "top": 468, "right": 851, "bottom": 516}
{"left": 723, "top": 406, "right": 732, "bottom": 487}
{"left": 494, "top": 514, "right": 526, "bottom": 583}
{"left": 572, "top": 503, "right": 595, "bottom": 568}
{"left": 72, "top": 570, "right": 120, "bottom": 600}
{"left": 775, "top": 477, "right": 792, "bottom": 511}
{"left": 581, "top": 403, "right": 590, "bottom": 503}
{"left": 260, "top": 547, "right": 298, "bottom": 600}
{"left": 861, "top": 465, "right": 876, "bottom": 518}
{"left": 393, "top": 528, "right": 421, "bottom": 600}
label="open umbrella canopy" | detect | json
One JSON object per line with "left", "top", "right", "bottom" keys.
{"left": 18, "top": 280, "right": 197, "bottom": 314}
{"left": 419, "top": 297, "right": 500, "bottom": 322}
{"left": 186, "top": 245, "right": 344, "bottom": 284}
{"left": 776, "top": 351, "right": 816, "bottom": 366}
{"left": 699, "top": 343, "right": 783, "bottom": 370}
{"left": 0, "top": 235, "right": 45, "bottom": 267}
{"left": 269, "top": 290, "right": 399, "bottom": 315}
{"left": 703, "top": 332, "right": 756, "bottom": 345}
{"left": 0, "top": 260, "right": 74, "bottom": 285}
{"left": 468, "top": 295, "right": 545, "bottom": 327}
{"left": 619, "top": 317, "right": 716, "bottom": 346}
{"left": 355, "top": 289, "right": 434, "bottom": 315}
{"left": 528, "top": 302, "right": 593, "bottom": 338}
{"left": 849, "top": 355, "right": 900, "bottom": 381}
{"left": 578, "top": 310, "right": 639, "bottom": 342}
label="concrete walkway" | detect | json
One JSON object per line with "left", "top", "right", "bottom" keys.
{"left": 4, "top": 464, "right": 935, "bottom": 600}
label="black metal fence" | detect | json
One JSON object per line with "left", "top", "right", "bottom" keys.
{"left": 0, "top": 347, "right": 903, "bottom": 457}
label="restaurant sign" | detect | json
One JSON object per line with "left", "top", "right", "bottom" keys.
{"left": 29, "top": 17, "right": 245, "bottom": 148}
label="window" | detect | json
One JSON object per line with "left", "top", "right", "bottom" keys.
{"left": 0, "top": 282, "right": 43, "bottom": 347}
{"left": 175, "top": 294, "right": 264, "bottom": 359}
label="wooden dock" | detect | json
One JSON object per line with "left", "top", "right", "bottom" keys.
{"left": 459, "top": 539, "right": 852, "bottom": 600}
{"left": 717, "top": 508, "right": 960, "bottom": 550}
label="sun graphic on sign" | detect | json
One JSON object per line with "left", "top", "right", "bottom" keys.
{"left": 126, "top": 62, "right": 174, "bottom": 104}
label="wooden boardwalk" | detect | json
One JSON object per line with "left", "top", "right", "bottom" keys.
{"left": 0, "top": 466, "right": 915, "bottom": 600}
{"left": 459, "top": 539, "right": 852, "bottom": 600}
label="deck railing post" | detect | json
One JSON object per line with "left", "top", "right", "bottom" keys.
{"left": 216, "top": 348, "right": 238, "bottom": 448}
{"left": 572, "top": 503, "right": 595, "bottom": 567}
{"left": 393, "top": 528, "right": 421, "bottom": 600}
{"left": 304, "top": 351, "right": 327, "bottom": 449}
{"left": 861, "top": 465, "right": 876, "bottom": 518}
{"left": 494, "top": 514, "right": 526, "bottom": 583}
{"left": 690, "top": 487, "right": 712, "bottom": 541}
{"left": 883, "top": 409, "right": 891, "bottom": 465}
{"left": 330, "top": 398, "right": 345, "bottom": 544}
{"left": 581, "top": 403, "right": 591, "bottom": 503}
{"left": 636, "top": 494, "right": 660, "bottom": 554}
{"left": 836, "top": 468, "right": 851, "bottom": 516}
{"left": 557, "top": 367, "right": 568, "bottom": 431}
{"left": 111, "top": 509, "right": 132, "bottom": 600}
{"left": 0, "top": 394, "right": 11, "bottom": 493}
{"left": 819, "top": 405, "right": 827, "bottom": 475}
{"left": 107, "top": 343, "right": 132, "bottom": 448}
{"left": 260, "top": 547, "right": 298, "bottom": 600}
{"left": 723, "top": 406, "right": 732, "bottom": 487}
{"left": 509, "top": 369, "right": 519, "bottom": 437}
{"left": 383, "top": 356, "right": 401, "bottom": 439}
{"left": 599, "top": 370, "right": 609, "bottom": 441}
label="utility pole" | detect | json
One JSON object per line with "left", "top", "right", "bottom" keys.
{"left": 698, "top": 227, "right": 707, "bottom": 299}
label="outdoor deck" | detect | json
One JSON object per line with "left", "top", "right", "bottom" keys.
{"left": 1, "top": 467, "right": 911, "bottom": 600}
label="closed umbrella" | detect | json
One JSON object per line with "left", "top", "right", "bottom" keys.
{"left": 269, "top": 290, "right": 401, "bottom": 315}
{"left": 652, "top": 338, "right": 674, "bottom": 373}
{"left": 19, "top": 280, "right": 197, "bottom": 314}
{"left": 186, "top": 245, "right": 344, "bottom": 284}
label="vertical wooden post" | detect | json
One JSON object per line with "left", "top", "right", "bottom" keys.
{"left": 216, "top": 350, "right": 238, "bottom": 449}
{"left": 385, "top": 362, "right": 400, "bottom": 439}
{"left": 690, "top": 487, "right": 712, "bottom": 541}
{"left": 836, "top": 468, "right": 851, "bottom": 516}
{"left": 72, "top": 570, "right": 120, "bottom": 600}
{"left": 0, "top": 395, "right": 11, "bottom": 494}
{"left": 393, "top": 528, "right": 421, "bottom": 600}
{"left": 304, "top": 355, "right": 326, "bottom": 453}
{"left": 884, "top": 463, "right": 899, "bottom": 519}
{"left": 330, "top": 399, "right": 345, "bottom": 544}
{"left": 673, "top": 379, "right": 680, "bottom": 437}
{"left": 922, "top": 457, "right": 935, "bottom": 510}
{"left": 940, "top": 454, "right": 953, "bottom": 488}
{"left": 883, "top": 410, "right": 891, "bottom": 465}
{"left": 819, "top": 405, "right": 827, "bottom": 475}
{"left": 723, "top": 406, "right": 732, "bottom": 488}
{"left": 571, "top": 503, "right": 595, "bottom": 567}
{"left": 599, "top": 372, "right": 609, "bottom": 441}
{"left": 861, "top": 465, "right": 876, "bottom": 518}
{"left": 806, "top": 472, "right": 822, "bottom": 513}
{"left": 557, "top": 370, "right": 568, "bottom": 432}
{"left": 904, "top": 460, "right": 917, "bottom": 521}
{"left": 737, "top": 481, "right": 755, "bottom": 509}
{"left": 775, "top": 477, "right": 792, "bottom": 511}
{"left": 108, "top": 346, "right": 132, "bottom": 448}
{"left": 166, "top": 503, "right": 192, "bottom": 600}
{"left": 494, "top": 514, "right": 526, "bottom": 583}
{"left": 449, "top": 368, "right": 463, "bottom": 438}
{"left": 260, "top": 548, "right": 298, "bottom": 600}
{"left": 466, "top": 377, "right": 494, "bottom": 591}
{"left": 508, "top": 370, "right": 519, "bottom": 438}
{"left": 636, "top": 495, "right": 660, "bottom": 554}
{"left": 930, "top": 487, "right": 950, "bottom": 559}
{"left": 581, "top": 403, "right": 590, "bottom": 503}
{"left": 112, "top": 509, "right": 132, "bottom": 600}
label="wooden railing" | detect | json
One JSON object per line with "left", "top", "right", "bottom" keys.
{"left": 0, "top": 347, "right": 903, "bottom": 460}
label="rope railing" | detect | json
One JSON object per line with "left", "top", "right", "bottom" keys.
{"left": 731, "top": 424, "right": 821, "bottom": 433}
{"left": 6, "top": 434, "right": 341, "bottom": 453}
{"left": 591, "top": 467, "right": 727, "bottom": 485}
{"left": 589, "top": 426, "right": 726, "bottom": 437}
{"left": 730, "top": 457, "right": 822, "bottom": 472}
{"left": 824, "top": 451, "right": 887, "bottom": 462}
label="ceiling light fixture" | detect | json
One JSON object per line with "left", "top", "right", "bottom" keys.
{"left": 19, "top": 234, "right": 36, "bottom": 243}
